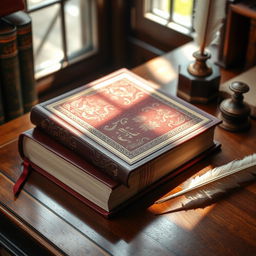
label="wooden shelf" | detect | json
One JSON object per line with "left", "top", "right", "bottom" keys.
{"left": 221, "top": 1, "right": 256, "bottom": 68}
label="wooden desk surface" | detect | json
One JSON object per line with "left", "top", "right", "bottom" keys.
{"left": 0, "top": 43, "right": 255, "bottom": 256}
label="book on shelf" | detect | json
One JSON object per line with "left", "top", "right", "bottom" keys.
{"left": 30, "top": 68, "right": 221, "bottom": 186}
{"left": 220, "top": 65, "right": 256, "bottom": 118}
{"left": 0, "top": 19, "right": 23, "bottom": 121}
{"left": 3, "top": 11, "right": 38, "bottom": 113}
{"left": 0, "top": 0, "right": 25, "bottom": 17}
{"left": 15, "top": 128, "right": 220, "bottom": 217}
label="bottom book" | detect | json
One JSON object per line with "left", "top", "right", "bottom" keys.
{"left": 15, "top": 128, "right": 220, "bottom": 218}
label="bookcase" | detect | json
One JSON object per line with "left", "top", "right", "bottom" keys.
{"left": 220, "top": 0, "right": 256, "bottom": 69}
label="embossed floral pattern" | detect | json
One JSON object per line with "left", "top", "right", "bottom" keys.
{"left": 100, "top": 79, "right": 145, "bottom": 105}
{"left": 61, "top": 97, "right": 115, "bottom": 122}
{"left": 48, "top": 73, "right": 207, "bottom": 164}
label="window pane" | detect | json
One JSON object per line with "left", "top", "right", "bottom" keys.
{"left": 65, "top": 0, "right": 93, "bottom": 58}
{"left": 173, "top": 0, "right": 193, "bottom": 28}
{"left": 151, "top": 0, "right": 170, "bottom": 20}
{"left": 25, "top": 0, "right": 97, "bottom": 78}
{"left": 30, "top": 4, "right": 63, "bottom": 76}
{"left": 27, "top": 0, "right": 47, "bottom": 9}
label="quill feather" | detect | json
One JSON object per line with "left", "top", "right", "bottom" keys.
{"left": 155, "top": 154, "right": 256, "bottom": 204}
{"left": 194, "top": 0, "right": 226, "bottom": 54}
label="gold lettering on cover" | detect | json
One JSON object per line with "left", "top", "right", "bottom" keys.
{"left": 117, "top": 127, "right": 140, "bottom": 142}
{"left": 104, "top": 118, "right": 128, "bottom": 131}
{"left": 104, "top": 118, "right": 144, "bottom": 144}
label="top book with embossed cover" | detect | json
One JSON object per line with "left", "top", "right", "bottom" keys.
{"left": 30, "top": 68, "right": 221, "bottom": 186}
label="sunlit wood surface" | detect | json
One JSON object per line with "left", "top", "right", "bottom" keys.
{"left": 0, "top": 43, "right": 255, "bottom": 256}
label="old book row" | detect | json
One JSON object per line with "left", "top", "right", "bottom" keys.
{"left": 0, "top": 11, "right": 37, "bottom": 124}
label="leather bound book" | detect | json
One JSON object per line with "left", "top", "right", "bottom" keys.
{"left": 3, "top": 11, "right": 38, "bottom": 113}
{"left": 16, "top": 128, "right": 220, "bottom": 218}
{"left": 30, "top": 68, "right": 221, "bottom": 185}
{"left": 0, "top": 19, "right": 24, "bottom": 121}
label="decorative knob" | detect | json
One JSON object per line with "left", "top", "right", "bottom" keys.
{"left": 219, "top": 81, "right": 251, "bottom": 132}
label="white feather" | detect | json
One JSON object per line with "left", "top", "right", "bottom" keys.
{"left": 194, "top": 0, "right": 226, "bottom": 53}
{"left": 155, "top": 154, "right": 256, "bottom": 204}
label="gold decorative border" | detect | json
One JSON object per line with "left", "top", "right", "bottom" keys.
{"left": 47, "top": 72, "right": 211, "bottom": 165}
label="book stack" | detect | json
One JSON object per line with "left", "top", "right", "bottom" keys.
{"left": 0, "top": 3, "right": 38, "bottom": 124}
{"left": 15, "top": 68, "right": 221, "bottom": 217}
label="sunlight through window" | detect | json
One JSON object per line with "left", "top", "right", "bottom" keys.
{"left": 25, "top": 0, "right": 97, "bottom": 78}
{"left": 145, "top": 0, "right": 194, "bottom": 33}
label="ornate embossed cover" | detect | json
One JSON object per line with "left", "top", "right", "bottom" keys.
{"left": 31, "top": 68, "right": 221, "bottom": 185}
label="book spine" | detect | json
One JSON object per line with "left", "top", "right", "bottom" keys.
{"left": 0, "top": 20, "right": 24, "bottom": 121}
{"left": 30, "top": 106, "right": 129, "bottom": 185}
{"left": 16, "top": 16, "right": 38, "bottom": 113}
{"left": 3, "top": 11, "right": 38, "bottom": 113}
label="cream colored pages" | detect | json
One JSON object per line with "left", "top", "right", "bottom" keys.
{"left": 220, "top": 66, "right": 256, "bottom": 118}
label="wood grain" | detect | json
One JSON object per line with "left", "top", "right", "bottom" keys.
{"left": 0, "top": 113, "right": 33, "bottom": 147}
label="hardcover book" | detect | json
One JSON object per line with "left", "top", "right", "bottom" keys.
{"left": 16, "top": 128, "right": 220, "bottom": 217}
{"left": 4, "top": 11, "right": 38, "bottom": 113}
{"left": 30, "top": 68, "right": 221, "bottom": 185}
{"left": 0, "top": 19, "right": 24, "bottom": 121}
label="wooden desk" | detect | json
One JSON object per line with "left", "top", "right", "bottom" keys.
{"left": 1, "top": 43, "right": 256, "bottom": 256}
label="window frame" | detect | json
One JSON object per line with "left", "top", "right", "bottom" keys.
{"left": 131, "top": 0, "right": 193, "bottom": 52}
{"left": 25, "top": 0, "right": 113, "bottom": 98}
{"left": 25, "top": 0, "right": 99, "bottom": 79}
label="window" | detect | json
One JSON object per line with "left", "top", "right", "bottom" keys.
{"left": 25, "top": 0, "right": 97, "bottom": 79}
{"left": 144, "top": 0, "right": 195, "bottom": 34}
{"left": 131, "top": 0, "right": 194, "bottom": 52}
